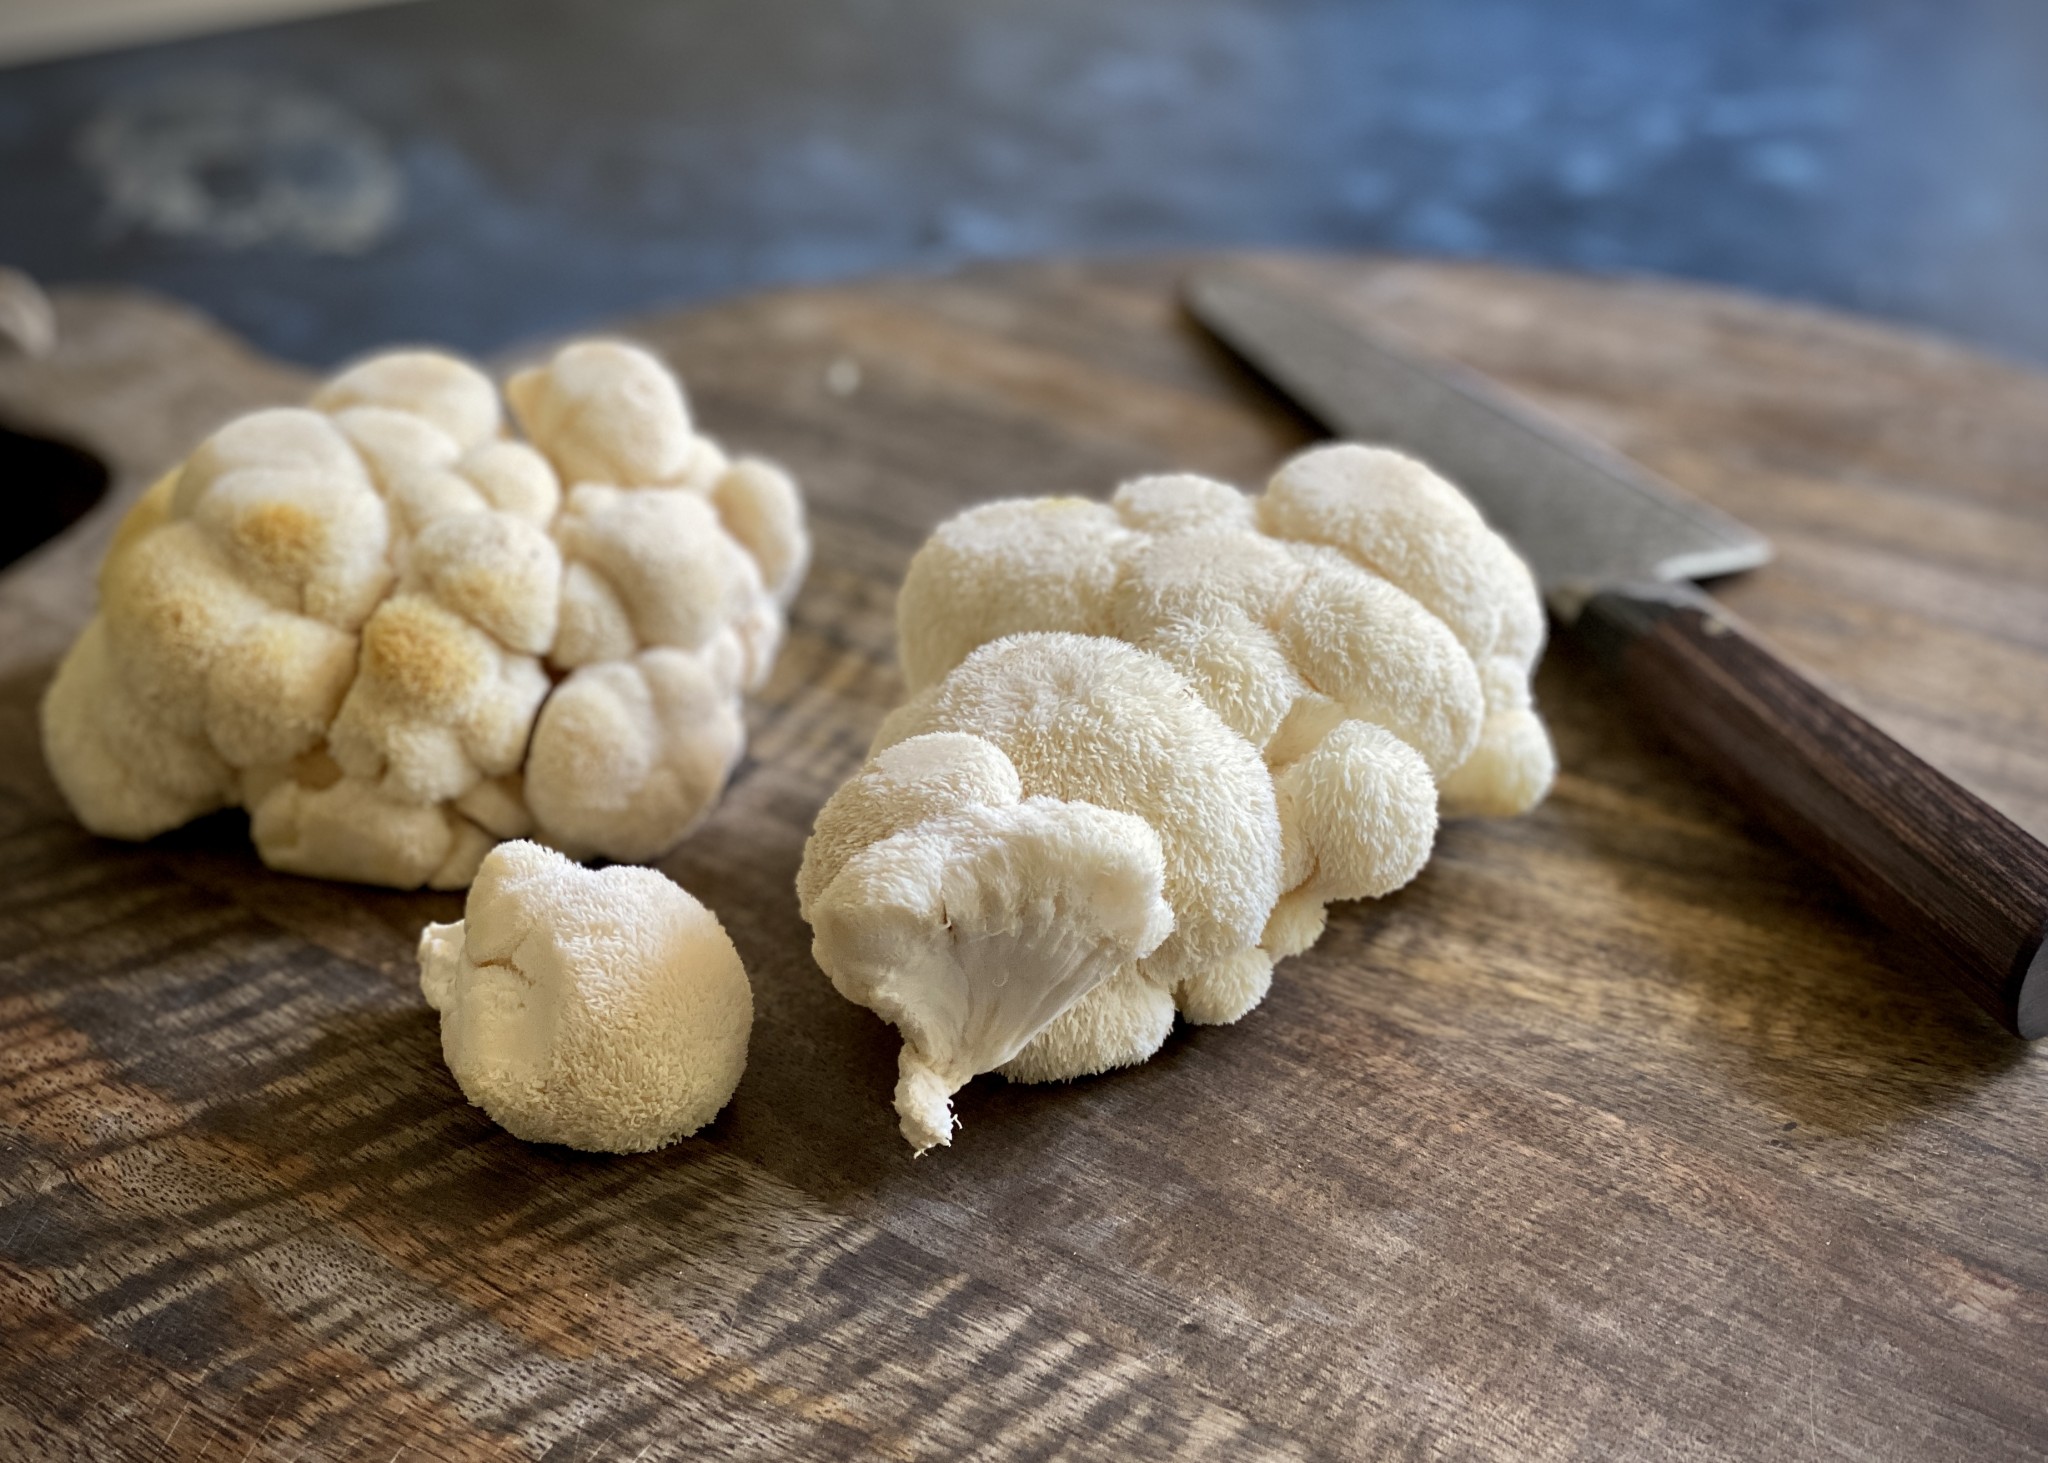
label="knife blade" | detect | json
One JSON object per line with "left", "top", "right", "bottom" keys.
{"left": 1185, "top": 263, "right": 1770, "bottom": 615}
{"left": 1185, "top": 260, "right": 2048, "bottom": 1038}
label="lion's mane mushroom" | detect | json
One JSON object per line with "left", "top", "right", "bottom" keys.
{"left": 803, "top": 444, "right": 1553, "bottom": 1151}
{"left": 418, "top": 840, "right": 752, "bottom": 1152}
{"left": 42, "top": 339, "right": 808, "bottom": 888}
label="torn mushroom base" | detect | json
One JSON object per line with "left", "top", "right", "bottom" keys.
{"left": 800, "top": 635, "right": 1283, "bottom": 1152}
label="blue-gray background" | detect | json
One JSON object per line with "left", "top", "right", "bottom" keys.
{"left": 2, "top": 0, "right": 2044, "bottom": 367}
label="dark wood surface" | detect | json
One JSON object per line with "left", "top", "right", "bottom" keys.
{"left": 3, "top": 256, "right": 2048, "bottom": 1461}
{"left": 1581, "top": 580, "right": 2048, "bottom": 1038}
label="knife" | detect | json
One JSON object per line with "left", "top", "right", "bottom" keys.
{"left": 1185, "top": 261, "right": 2048, "bottom": 1038}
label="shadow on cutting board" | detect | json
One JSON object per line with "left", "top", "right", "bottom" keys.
{"left": 1536, "top": 642, "right": 2026, "bottom": 1134}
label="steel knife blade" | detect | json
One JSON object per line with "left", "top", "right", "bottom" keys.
{"left": 1184, "top": 262, "right": 1771, "bottom": 616}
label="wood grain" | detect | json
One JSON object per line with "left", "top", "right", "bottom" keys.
{"left": 2, "top": 257, "right": 2047, "bottom": 1461}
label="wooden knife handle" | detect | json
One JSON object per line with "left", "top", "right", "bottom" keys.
{"left": 1579, "top": 580, "right": 2048, "bottom": 1036}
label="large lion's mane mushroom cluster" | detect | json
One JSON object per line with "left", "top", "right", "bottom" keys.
{"left": 43, "top": 339, "right": 808, "bottom": 889}
{"left": 800, "top": 443, "right": 1554, "bottom": 1151}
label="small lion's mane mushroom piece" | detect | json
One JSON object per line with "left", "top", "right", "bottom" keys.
{"left": 417, "top": 840, "right": 752, "bottom": 1152}
{"left": 802, "top": 732, "right": 1175, "bottom": 1153}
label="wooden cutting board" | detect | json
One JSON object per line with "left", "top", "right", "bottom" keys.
{"left": 3, "top": 256, "right": 2046, "bottom": 1462}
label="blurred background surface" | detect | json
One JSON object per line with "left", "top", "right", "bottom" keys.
{"left": 1, "top": 0, "right": 2044, "bottom": 367}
